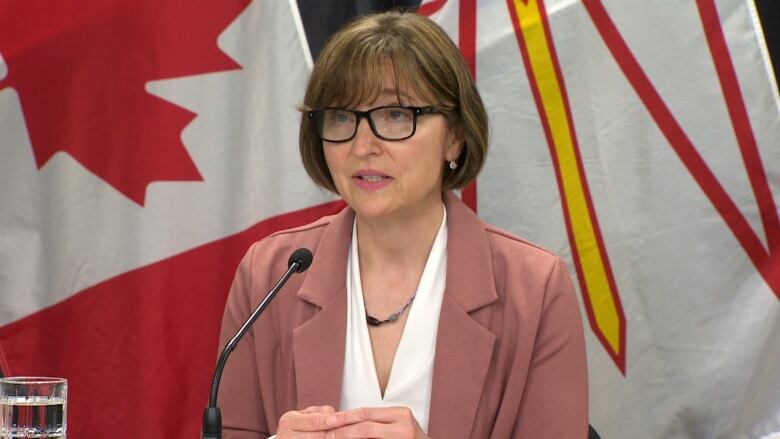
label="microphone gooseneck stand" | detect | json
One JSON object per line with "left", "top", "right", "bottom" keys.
{"left": 202, "top": 248, "right": 313, "bottom": 439}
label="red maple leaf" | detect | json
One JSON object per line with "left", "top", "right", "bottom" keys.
{"left": 0, "top": 0, "right": 250, "bottom": 205}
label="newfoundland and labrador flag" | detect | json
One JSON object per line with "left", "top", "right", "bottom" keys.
{"left": 1, "top": 0, "right": 778, "bottom": 437}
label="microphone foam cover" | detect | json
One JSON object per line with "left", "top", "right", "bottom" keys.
{"left": 288, "top": 248, "right": 313, "bottom": 272}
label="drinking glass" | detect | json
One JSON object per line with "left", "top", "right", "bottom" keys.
{"left": 0, "top": 377, "right": 67, "bottom": 438}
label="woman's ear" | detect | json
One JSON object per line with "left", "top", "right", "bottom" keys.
{"left": 445, "top": 126, "right": 465, "bottom": 162}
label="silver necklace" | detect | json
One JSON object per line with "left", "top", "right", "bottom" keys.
{"left": 365, "top": 292, "right": 417, "bottom": 326}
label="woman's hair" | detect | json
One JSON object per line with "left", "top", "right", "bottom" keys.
{"left": 299, "top": 11, "right": 489, "bottom": 192}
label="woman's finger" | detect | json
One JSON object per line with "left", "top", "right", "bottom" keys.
{"left": 278, "top": 410, "right": 330, "bottom": 432}
{"left": 301, "top": 405, "right": 336, "bottom": 414}
{"left": 325, "top": 406, "right": 415, "bottom": 427}
{"left": 327, "top": 421, "right": 386, "bottom": 439}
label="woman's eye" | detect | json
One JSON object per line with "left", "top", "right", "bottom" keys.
{"left": 388, "top": 109, "right": 410, "bottom": 121}
{"left": 329, "top": 111, "right": 352, "bottom": 124}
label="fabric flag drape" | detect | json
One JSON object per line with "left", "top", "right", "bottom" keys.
{"left": 1, "top": 0, "right": 778, "bottom": 438}
{"left": 466, "top": 0, "right": 780, "bottom": 437}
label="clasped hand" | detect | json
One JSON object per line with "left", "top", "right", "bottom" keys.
{"left": 276, "top": 405, "right": 430, "bottom": 439}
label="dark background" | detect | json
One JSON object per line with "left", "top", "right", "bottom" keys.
{"left": 756, "top": 0, "right": 778, "bottom": 88}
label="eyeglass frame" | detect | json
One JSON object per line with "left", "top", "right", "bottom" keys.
{"left": 307, "top": 105, "right": 443, "bottom": 142}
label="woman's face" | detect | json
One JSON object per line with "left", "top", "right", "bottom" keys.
{"left": 323, "top": 76, "right": 462, "bottom": 223}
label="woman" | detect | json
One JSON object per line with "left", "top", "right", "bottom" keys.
{"left": 217, "top": 11, "right": 587, "bottom": 438}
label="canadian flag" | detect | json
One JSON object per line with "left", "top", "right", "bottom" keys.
{"left": 1, "top": 0, "right": 778, "bottom": 438}
{"left": 0, "top": 1, "right": 342, "bottom": 436}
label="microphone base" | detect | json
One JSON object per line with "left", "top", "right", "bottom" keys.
{"left": 202, "top": 406, "right": 222, "bottom": 439}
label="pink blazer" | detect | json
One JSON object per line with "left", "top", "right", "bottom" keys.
{"left": 217, "top": 192, "right": 588, "bottom": 438}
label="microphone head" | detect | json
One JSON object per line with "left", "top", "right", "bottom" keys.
{"left": 288, "top": 248, "right": 313, "bottom": 273}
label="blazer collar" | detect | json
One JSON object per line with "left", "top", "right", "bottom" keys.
{"left": 296, "top": 206, "right": 354, "bottom": 307}
{"left": 441, "top": 191, "right": 498, "bottom": 311}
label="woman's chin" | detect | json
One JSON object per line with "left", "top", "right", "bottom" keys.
{"left": 352, "top": 203, "right": 395, "bottom": 222}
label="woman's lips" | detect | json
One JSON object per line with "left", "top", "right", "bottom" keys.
{"left": 352, "top": 171, "right": 392, "bottom": 192}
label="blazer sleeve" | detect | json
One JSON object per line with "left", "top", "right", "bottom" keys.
{"left": 218, "top": 243, "right": 272, "bottom": 439}
{"left": 513, "top": 257, "right": 589, "bottom": 438}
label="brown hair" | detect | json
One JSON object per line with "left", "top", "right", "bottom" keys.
{"left": 299, "top": 11, "right": 489, "bottom": 192}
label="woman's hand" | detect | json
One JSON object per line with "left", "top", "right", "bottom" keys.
{"left": 323, "top": 406, "right": 430, "bottom": 439}
{"left": 276, "top": 405, "right": 336, "bottom": 438}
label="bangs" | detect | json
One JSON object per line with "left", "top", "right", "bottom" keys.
{"left": 311, "top": 40, "right": 437, "bottom": 109}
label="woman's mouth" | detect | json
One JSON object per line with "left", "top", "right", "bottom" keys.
{"left": 352, "top": 170, "right": 392, "bottom": 191}
{"left": 357, "top": 175, "right": 388, "bottom": 183}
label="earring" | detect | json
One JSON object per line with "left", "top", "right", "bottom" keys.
{"left": 448, "top": 161, "right": 458, "bottom": 170}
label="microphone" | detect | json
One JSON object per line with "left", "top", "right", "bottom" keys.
{"left": 202, "top": 248, "right": 314, "bottom": 439}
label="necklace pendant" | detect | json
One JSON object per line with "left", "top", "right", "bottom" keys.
{"left": 388, "top": 313, "right": 399, "bottom": 322}
{"left": 366, "top": 315, "right": 383, "bottom": 326}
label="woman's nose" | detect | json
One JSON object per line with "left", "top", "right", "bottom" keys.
{"left": 351, "top": 117, "right": 381, "bottom": 157}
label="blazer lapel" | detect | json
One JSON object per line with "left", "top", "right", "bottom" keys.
{"left": 293, "top": 207, "right": 354, "bottom": 410}
{"left": 292, "top": 286, "right": 348, "bottom": 409}
{"left": 428, "top": 192, "right": 498, "bottom": 437}
{"left": 427, "top": 299, "right": 496, "bottom": 437}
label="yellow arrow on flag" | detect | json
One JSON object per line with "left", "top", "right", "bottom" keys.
{"left": 508, "top": 0, "right": 627, "bottom": 372}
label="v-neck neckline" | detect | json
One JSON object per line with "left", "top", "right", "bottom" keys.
{"left": 344, "top": 209, "right": 448, "bottom": 401}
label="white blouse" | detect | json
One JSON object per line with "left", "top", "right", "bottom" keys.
{"left": 339, "top": 210, "right": 448, "bottom": 432}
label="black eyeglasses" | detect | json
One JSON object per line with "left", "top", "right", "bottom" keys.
{"left": 308, "top": 106, "right": 442, "bottom": 142}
